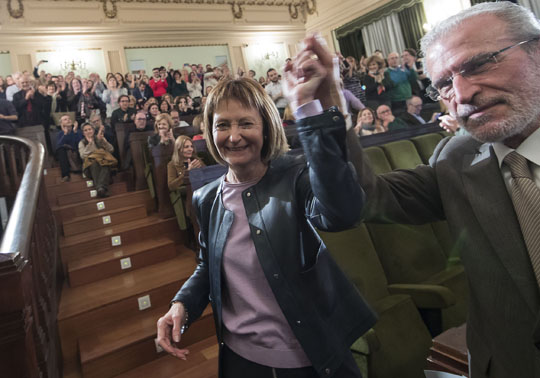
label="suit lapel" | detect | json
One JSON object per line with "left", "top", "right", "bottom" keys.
{"left": 462, "top": 143, "right": 540, "bottom": 314}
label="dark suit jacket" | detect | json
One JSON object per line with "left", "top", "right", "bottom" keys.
{"left": 399, "top": 112, "right": 427, "bottom": 127}
{"left": 346, "top": 130, "right": 540, "bottom": 378}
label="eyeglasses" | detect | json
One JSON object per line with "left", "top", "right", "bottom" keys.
{"left": 426, "top": 37, "right": 539, "bottom": 101}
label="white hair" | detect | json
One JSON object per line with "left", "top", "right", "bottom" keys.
{"left": 420, "top": 2, "right": 540, "bottom": 77}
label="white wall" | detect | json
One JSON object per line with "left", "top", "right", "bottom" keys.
{"left": 423, "top": 0, "right": 471, "bottom": 31}
{"left": 243, "top": 42, "right": 289, "bottom": 79}
{"left": 35, "top": 49, "right": 108, "bottom": 78}
{"left": 124, "top": 45, "right": 231, "bottom": 73}
{"left": 0, "top": 53, "right": 12, "bottom": 77}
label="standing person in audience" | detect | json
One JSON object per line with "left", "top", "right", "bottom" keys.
{"left": 148, "top": 112, "right": 174, "bottom": 148}
{"left": 168, "top": 70, "right": 189, "bottom": 98}
{"left": 156, "top": 35, "right": 376, "bottom": 377}
{"left": 362, "top": 55, "right": 393, "bottom": 110}
{"left": 6, "top": 72, "right": 22, "bottom": 102}
{"left": 12, "top": 75, "right": 44, "bottom": 127}
{"left": 89, "top": 73, "right": 106, "bottom": 98}
{"left": 399, "top": 95, "right": 440, "bottom": 126}
{"left": 102, "top": 76, "right": 128, "bottom": 118}
{"left": 342, "top": 55, "right": 367, "bottom": 104}
{"left": 248, "top": 69, "right": 256, "bottom": 80}
{"left": 376, "top": 104, "right": 409, "bottom": 132}
{"left": 0, "top": 76, "right": 6, "bottom": 100}
{"left": 149, "top": 67, "right": 168, "bottom": 98}
{"left": 39, "top": 81, "right": 67, "bottom": 127}
{"left": 401, "top": 48, "right": 427, "bottom": 97}
{"left": 187, "top": 72, "right": 203, "bottom": 100}
{"left": 167, "top": 135, "right": 203, "bottom": 191}
{"left": 56, "top": 115, "right": 83, "bottom": 182}
{"left": 79, "top": 122, "right": 116, "bottom": 198}
{"left": 110, "top": 95, "right": 135, "bottom": 130}
{"left": 203, "top": 67, "right": 221, "bottom": 91}
{"left": 176, "top": 96, "right": 194, "bottom": 116}
{"left": 123, "top": 110, "right": 154, "bottom": 169}
{"left": 0, "top": 98, "right": 18, "bottom": 135}
{"left": 345, "top": 3, "right": 540, "bottom": 377}
{"left": 133, "top": 81, "right": 153, "bottom": 105}
{"left": 115, "top": 73, "right": 129, "bottom": 92}
{"left": 264, "top": 68, "right": 288, "bottom": 118}
{"left": 385, "top": 51, "right": 417, "bottom": 113}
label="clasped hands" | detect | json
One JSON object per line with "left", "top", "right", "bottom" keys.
{"left": 283, "top": 33, "right": 347, "bottom": 118}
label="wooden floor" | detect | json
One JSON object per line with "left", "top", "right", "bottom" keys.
{"left": 46, "top": 167, "right": 218, "bottom": 378}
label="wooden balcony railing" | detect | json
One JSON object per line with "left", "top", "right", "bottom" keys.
{"left": 0, "top": 136, "right": 60, "bottom": 378}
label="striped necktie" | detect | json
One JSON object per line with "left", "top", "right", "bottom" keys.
{"left": 504, "top": 151, "right": 540, "bottom": 286}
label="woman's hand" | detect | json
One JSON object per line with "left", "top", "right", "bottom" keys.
{"left": 187, "top": 158, "right": 202, "bottom": 171}
{"left": 156, "top": 303, "right": 190, "bottom": 360}
{"left": 283, "top": 34, "right": 346, "bottom": 116}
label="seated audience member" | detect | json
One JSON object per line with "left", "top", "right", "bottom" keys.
{"left": 162, "top": 93, "right": 174, "bottom": 107}
{"left": 102, "top": 76, "right": 128, "bottom": 118}
{"left": 159, "top": 100, "right": 172, "bottom": 114}
{"left": 89, "top": 113, "right": 115, "bottom": 145}
{"left": 191, "top": 114, "right": 204, "bottom": 140}
{"left": 148, "top": 113, "right": 175, "bottom": 148}
{"left": 133, "top": 81, "right": 153, "bottom": 105}
{"left": 204, "top": 85, "right": 213, "bottom": 96}
{"left": 147, "top": 103, "right": 161, "bottom": 124}
{"left": 12, "top": 75, "right": 45, "bottom": 127}
{"left": 0, "top": 98, "right": 18, "bottom": 135}
{"left": 167, "top": 135, "right": 204, "bottom": 191}
{"left": 56, "top": 115, "right": 83, "bottom": 182}
{"left": 176, "top": 96, "right": 195, "bottom": 116}
{"left": 129, "top": 95, "right": 137, "bottom": 110}
{"left": 400, "top": 95, "right": 440, "bottom": 126}
{"left": 187, "top": 72, "right": 203, "bottom": 99}
{"left": 354, "top": 107, "right": 385, "bottom": 136}
{"left": 149, "top": 67, "right": 168, "bottom": 98}
{"left": 282, "top": 106, "right": 295, "bottom": 127}
{"left": 363, "top": 55, "right": 393, "bottom": 110}
{"left": 110, "top": 95, "right": 136, "bottom": 130}
{"left": 376, "top": 104, "right": 409, "bottom": 132}
{"left": 170, "top": 109, "right": 189, "bottom": 128}
{"left": 79, "top": 122, "right": 116, "bottom": 197}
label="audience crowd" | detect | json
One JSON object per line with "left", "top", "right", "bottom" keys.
{"left": 0, "top": 46, "right": 444, "bottom": 186}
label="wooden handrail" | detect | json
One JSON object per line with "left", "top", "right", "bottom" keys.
{"left": 0, "top": 136, "right": 60, "bottom": 378}
{"left": 0, "top": 136, "right": 44, "bottom": 258}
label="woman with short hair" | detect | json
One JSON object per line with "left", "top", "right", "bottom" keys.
{"left": 157, "top": 34, "right": 374, "bottom": 378}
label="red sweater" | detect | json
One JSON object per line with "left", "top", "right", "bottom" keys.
{"left": 149, "top": 78, "right": 168, "bottom": 98}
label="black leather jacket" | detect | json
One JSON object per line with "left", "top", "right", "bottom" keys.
{"left": 173, "top": 109, "right": 377, "bottom": 377}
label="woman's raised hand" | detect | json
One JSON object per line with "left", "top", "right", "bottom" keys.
{"left": 283, "top": 33, "right": 347, "bottom": 116}
{"left": 156, "top": 303, "right": 190, "bottom": 360}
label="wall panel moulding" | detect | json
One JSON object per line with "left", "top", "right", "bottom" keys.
{"left": 7, "top": 0, "right": 317, "bottom": 21}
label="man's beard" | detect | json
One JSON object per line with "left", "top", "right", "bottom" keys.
{"left": 454, "top": 65, "right": 540, "bottom": 143}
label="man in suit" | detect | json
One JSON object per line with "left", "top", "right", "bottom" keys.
{"left": 347, "top": 3, "right": 540, "bottom": 377}
{"left": 399, "top": 95, "right": 439, "bottom": 126}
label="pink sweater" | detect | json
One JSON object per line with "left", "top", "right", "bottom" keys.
{"left": 221, "top": 178, "right": 311, "bottom": 368}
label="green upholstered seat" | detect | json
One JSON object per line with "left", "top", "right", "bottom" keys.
{"left": 366, "top": 139, "right": 469, "bottom": 332}
{"left": 320, "top": 225, "right": 432, "bottom": 378}
{"left": 380, "top": 140, "right": 423, "bottom": 170}
{"left": 365, "top": 147, "right": 392, "bottom": 174}
{"left": 411, "top": 133, "right": 443, "bottom": 165}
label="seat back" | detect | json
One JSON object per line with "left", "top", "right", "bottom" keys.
{"left": 365, "top": 146, "right": 392, "bottom": 174}
{"left": 411, "top": 133, "right": 443, "bottom": 165}
{"left": 380, "top": 140, "right": 423, "bottom": 170}
{"left": 319, "top": 225, "right": 389, "bottom": 305}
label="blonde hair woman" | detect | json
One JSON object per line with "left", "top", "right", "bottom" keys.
{"left": 167, "top": 135, "right": 204, "bottom": 191}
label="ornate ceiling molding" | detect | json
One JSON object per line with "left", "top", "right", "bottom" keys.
{"left": 8, "top": 0, "right": 317, "bottom": 20}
